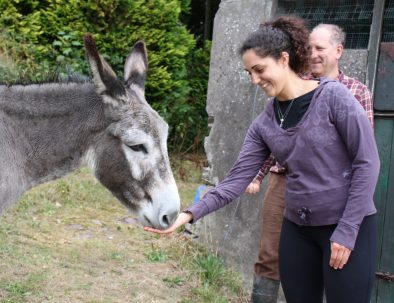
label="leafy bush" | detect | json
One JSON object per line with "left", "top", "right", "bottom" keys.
{"left": 0, "top": 0, "right": 209, "bottom": 152}
{"left": 157, "top": 41, "right": 210, "bottom": 152}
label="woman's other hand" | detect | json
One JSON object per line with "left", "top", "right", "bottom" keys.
{"left": 245, "top": 179, "right": 261, "bottom": 194}
{"left": 330, "top": 241, "right": 352, "bottom": 269}
{"left": 144, "top": 211, "right": 193, "bottom": 234}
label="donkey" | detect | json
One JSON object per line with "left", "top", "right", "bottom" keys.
{"left": 0, "top": 34, "right": 180, "bottom": 229}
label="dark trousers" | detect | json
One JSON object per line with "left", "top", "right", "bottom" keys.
{"left": 279, "top": 215, "right": 376, "bottom": 303}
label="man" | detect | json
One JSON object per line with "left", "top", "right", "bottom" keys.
{"left": 249, "top": 23, "right": 374, "bottom": 303}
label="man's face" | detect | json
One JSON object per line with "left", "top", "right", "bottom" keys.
{"left": 309, "top": 27, "right": 342, "bottom": 78}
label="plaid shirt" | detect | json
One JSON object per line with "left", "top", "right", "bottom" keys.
{"left": 254, "top": 71, "right": 374, "bottom": 183}
{"left": 337, "top": 71, "right": 374, "bottom": 127}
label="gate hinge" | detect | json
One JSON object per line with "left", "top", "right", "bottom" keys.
{"left": 376, "top": 271, "right": 394, "bottom": 282}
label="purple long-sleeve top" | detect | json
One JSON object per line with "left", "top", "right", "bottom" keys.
{"left": 187, "top": 78, "right": 380, "bottom": 250}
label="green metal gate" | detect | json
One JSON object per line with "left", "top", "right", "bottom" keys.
{"left": 372, "top": 42, "right": 394, "bottom": 302}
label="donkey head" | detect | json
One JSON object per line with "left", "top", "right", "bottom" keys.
{"left": 83, "top": 34, "right": 180, "bottom": 229}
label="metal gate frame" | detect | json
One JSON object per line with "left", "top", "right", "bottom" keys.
{"left": 367, "top": 1, "right": 394, "bottom": 302}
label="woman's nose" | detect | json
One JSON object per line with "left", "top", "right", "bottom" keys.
{"left": 250, "top": 72, "right": 260, "bottom": 85}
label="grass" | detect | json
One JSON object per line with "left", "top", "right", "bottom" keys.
{"left": 146, "top": 244, "right": 167, "bottom": 263}
{"left": 0, "top": 156, "right": 248, "bottom": 303}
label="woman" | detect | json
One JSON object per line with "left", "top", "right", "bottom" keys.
{"left": 146, "top": 16, "right": 380, "bottom": 303}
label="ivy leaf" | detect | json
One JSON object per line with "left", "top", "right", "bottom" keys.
{"left": 63, "top": 48, "right": 72, "bottom": 55}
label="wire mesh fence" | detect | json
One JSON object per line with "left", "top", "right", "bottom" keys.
{"left": 382, "top": 0, "right": 394, "bottom": 42}
{"left": 276, "top": 0, "right": 380, "bottom": 49}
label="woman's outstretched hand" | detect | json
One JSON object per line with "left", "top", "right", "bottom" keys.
{"left": 144, "top": 211, "right": 193, "bottom": 235}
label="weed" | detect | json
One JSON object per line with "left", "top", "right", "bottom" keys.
{"left": 0, "top": 243, "right": 16, "bottom": 257}
{"left": 109, "top": 252, "right": 123, "bottom": 261}
{"left": 192, "top": 286, "right": 229, "bottom": 303}
{"left": 5, "top": 282, "right": 30, "bottom": 296}
{"left": 1, "top": 272, "right": 45, "bottom": 302}
{"left": 162, "top": 276, "right": 185, "bottom": 287}
{"left": 56, "top": 179, "right": 71, "bottom": 195}
{"left": 145, "top": 244, "right": 167, "bottom": 263}
{"left": 194, "top": 253, "right": 226, "bottom": 286}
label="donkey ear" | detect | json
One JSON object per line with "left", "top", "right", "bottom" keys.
{"left": 83, "top": 34, "right": 125, "bottom": 97}
{"left": 124, "top": 41, "right": 148, "bottom": 91}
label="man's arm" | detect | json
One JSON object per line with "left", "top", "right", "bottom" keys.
{"left": 358, "top": 87, "right": 374, "bottom": 128}
{"left": 255, "top": 154, "right": 276, "bottom": 183}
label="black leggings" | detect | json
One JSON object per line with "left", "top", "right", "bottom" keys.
{"left": 279, "top": 215, "right": 376, "bottom": 303}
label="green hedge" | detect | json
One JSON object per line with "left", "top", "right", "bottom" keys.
{"left": 0, "top": 0, "right": 209, "bottom": 152}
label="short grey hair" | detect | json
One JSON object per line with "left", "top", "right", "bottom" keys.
{"left": 312, "top": 24, "right": 346, "bottom": 47}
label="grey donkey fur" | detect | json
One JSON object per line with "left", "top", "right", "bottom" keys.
{"left": 0, "top": 34, "right": 180, "bottom": 229}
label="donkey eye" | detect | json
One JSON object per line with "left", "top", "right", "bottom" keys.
{"left": 128, "top": 144, "right": 147, "bottom": 154}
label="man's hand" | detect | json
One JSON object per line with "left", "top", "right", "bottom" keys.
{"left": 245, "top": 179, "right": 261, "bottom": 194}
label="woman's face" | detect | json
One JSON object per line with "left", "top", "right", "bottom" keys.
{"left": 242, "top": 49, "right": 287, "bottom": 98}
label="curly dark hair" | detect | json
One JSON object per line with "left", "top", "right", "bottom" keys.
{"left": 239, "top": 15, "right": 310, "bottom": 74}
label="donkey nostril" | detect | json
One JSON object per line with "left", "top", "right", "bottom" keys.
{"left": 162, "top": 215, "right": 169, "bottom": 227}
{"left": 160, "top": 210, "right": 178, "bottom": 229}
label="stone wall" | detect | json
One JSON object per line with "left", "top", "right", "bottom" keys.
{"left": 194, "top": 0, "right": 275, "bottom": 290}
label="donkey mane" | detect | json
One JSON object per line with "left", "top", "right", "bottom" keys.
{"left": 0, "top": 82, "right": 100, "bottom": 118}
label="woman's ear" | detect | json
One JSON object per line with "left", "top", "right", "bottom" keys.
{"left": 281, "top": 52, "right": 290, "bottom": 67}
